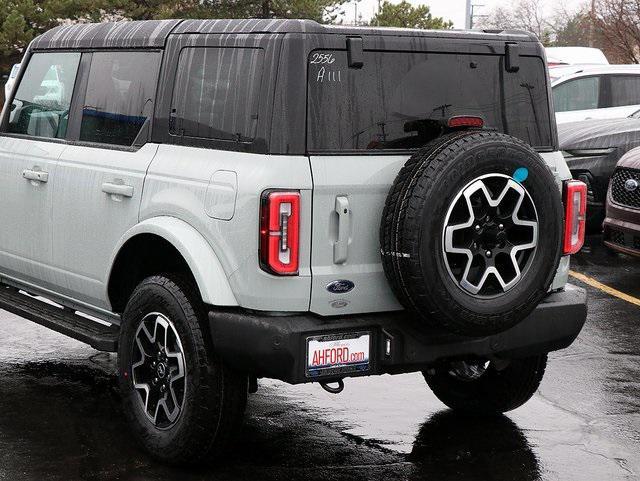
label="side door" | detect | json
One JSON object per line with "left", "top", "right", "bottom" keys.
{"left": 50, "top": 50, "right": 162, "bottom": 310}
{"left": 0, "top": 51, "right": 81, "bottom": 289}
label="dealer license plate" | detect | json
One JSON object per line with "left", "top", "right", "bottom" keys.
{"left": 306, "top": 332, "right": 370, "bottom": 378}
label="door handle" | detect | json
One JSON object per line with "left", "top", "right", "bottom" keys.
{"left": 23, "top": 169, "right": 49, "bottom": 183}
{"left": 102, "top": 182, "right": 134, "bottom": 198}
{"left": 334, "top": 196, "right": 350, "bottom": 264}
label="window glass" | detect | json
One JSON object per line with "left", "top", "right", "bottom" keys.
{"left": 171, "top": 47, "right": 264, "bottom": 142}
{"left": 79, "top": 51, "right": 161, "bottom": 146}
{"left": 308, "top": 51, "right": 552, "bottom": 151}
{"left": 609, "top": 75, "right": 640, "bottom": 107}
{"left": 553, "top": 77, "right": 600, "bottom": 112}
{"left": 7, "top": 52, "right": 80, "bottom": 139}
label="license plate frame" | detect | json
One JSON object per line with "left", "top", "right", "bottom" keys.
{"left": 305, "top": 331, "right": 371, "bottom": 378}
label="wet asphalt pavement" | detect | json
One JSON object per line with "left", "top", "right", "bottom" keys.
{"left": 0, "top": 235, "right": 638, "bottom": 481}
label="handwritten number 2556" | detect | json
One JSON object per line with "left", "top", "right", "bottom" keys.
{"left": 310, "top": 53, "right": 335, "bottom": 64}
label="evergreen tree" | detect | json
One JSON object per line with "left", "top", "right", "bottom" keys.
{"left": 370, "top": 1, "right": 453, "bottom": 30}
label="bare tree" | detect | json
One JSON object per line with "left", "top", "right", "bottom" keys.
{"left": 477, "top": 0, "right": 551, "bottom": 43}
{"left": 592, "top": 0, "right": 640, "bottom": 63}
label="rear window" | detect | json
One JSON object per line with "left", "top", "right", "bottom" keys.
{"left": 307, "top": 51, "right": 552, "bottom": 151}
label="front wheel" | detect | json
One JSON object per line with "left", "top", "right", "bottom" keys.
{"left": 423, "top": 354, "right": 547, "bottom": 414}
{"left": 117, "top": 274, "right": 247, "bottom": 465}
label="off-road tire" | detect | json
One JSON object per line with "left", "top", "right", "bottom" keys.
{"left": 424, "top": 354, "right": 547, "bottom": 413}
{"left": 117, "top": 274, "right": 247, "bottom": 465}
{"left": 380, "top": 131, "right": 563, "bottom": 336}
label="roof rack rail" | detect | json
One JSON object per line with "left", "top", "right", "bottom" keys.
{"left": 481, "top": 29, "right": 538, "bottom": 39}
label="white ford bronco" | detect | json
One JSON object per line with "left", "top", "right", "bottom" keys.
{"left": 0, "top": 19, "right": 588, "bottom": 465}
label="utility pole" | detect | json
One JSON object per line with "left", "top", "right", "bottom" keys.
{"left": 465, "top": 0, "right": 472, "bottom": 29}
{"left": 589, "top": 0, "right": 596, "bottom": 47}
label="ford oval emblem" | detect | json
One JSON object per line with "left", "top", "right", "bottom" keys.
{"left": 326, "top": 280, "right": 355, "bottom": 294}
{"left": 624, "top": 178, "right": 639, "bottom": 192}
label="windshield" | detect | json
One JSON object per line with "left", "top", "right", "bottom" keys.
{"left": 307, "top": 50, "right": 553, "bottom": 152}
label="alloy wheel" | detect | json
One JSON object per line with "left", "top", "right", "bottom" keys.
{"left": 442, "top": 173, "right": 538, "bottom": 298}
{"left": 131, "top": 312, "right": 187, "bottom": 429}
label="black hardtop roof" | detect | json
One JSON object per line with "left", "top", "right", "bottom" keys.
{"left": 31, "top": 18, "right": 538, "bottom": 50}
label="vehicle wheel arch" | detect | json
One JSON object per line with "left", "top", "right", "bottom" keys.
{"left": 107, "top": 217, "right": 237, "bottom": 314}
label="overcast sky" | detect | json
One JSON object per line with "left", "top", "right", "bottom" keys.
{"left": 341, "top": 0, "right": 587, "bottom": 28}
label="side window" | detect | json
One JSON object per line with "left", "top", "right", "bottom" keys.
{"left": 608, "top": 75, "right": 640, "bottom": 107}
{"left": 7, "top": 52, "right": 80, "bottom": 139}
{"left": 79, "top": 51, "right": 161, "bottom": 147}
{"left": 170, "top": 47, "right": 264, "bottom": 142}
{"left": 553, "top": 76, "right": 600, "bottom": 112}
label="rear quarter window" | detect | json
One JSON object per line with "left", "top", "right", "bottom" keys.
{"left": 307, "top": 50, "right": 552, "bottom": 152}
{"left": 608, "top": 75, "right": 640, "bottom": 107}
{"left": 170, "top": 47, "right": 264, "bottom": 143}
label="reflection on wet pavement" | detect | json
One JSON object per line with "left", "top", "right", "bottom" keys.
{"left": 0, "top": 236, "right": 638, "bottom": 480}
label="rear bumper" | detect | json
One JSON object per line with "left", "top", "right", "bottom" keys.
{"left": 208, "top": 284, "right": 587, "bottom": 384}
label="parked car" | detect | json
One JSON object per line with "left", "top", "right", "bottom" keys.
{"left": 603, "top": 149, "right": 640, "bottom": 256}
{"left": 546, "top": 46, "right": 608, "bottom": 67}
{"left": 559, "top": 112, "right": 640, "bottom": 230}
{"left": 551, "top": 65, "right": 640, "bottom": 124}
{"left": 3, "top": 63, "right": 20, "bottom": 100}
{"left": 0, "top": 19, "right": 588, "bottom": 465}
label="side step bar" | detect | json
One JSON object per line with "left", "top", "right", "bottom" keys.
{"left": 0, "top": 284, "right": 118, "bottom": 352}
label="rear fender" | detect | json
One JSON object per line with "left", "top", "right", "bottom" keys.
{"left": 108, "top": 216, "right": 237, "bottom": 307}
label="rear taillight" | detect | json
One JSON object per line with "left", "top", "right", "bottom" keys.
{"left": 259, "top": 191, "right": 300, "bottom": 275}
{"left": 563, "top": 180, "right": 587, "bottom": 255}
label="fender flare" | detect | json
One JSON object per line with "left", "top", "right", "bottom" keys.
{"left": 107, "top": 216, "right": 238, "bottom": 307}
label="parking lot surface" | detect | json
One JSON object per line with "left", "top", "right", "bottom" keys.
{"left": 0, "top": 235, "right": 638, "bottom": 481}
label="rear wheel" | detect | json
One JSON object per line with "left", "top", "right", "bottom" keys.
{"left": 117, "top": 274, "right": 247, "bottom": 465}
{"left": 423, "top": 354, "right": 547, "bottom": 414}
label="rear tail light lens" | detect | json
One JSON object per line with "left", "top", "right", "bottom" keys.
{"left": 563, "top": 180, "right": 587, "bottom": 255}
{"left": 260, "top": 191, "right": 300, "bottom": 275}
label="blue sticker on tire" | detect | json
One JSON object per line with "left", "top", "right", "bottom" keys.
{"left": 513, "top": 167, "right": 529, "bottom": 183}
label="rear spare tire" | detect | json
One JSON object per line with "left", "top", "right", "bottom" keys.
{"left": 381, "top": 131, "right": 563, "bottom": 336}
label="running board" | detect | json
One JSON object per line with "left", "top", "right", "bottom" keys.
{"left": 0, "top": 284, "right": 118, "bottom": 352}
